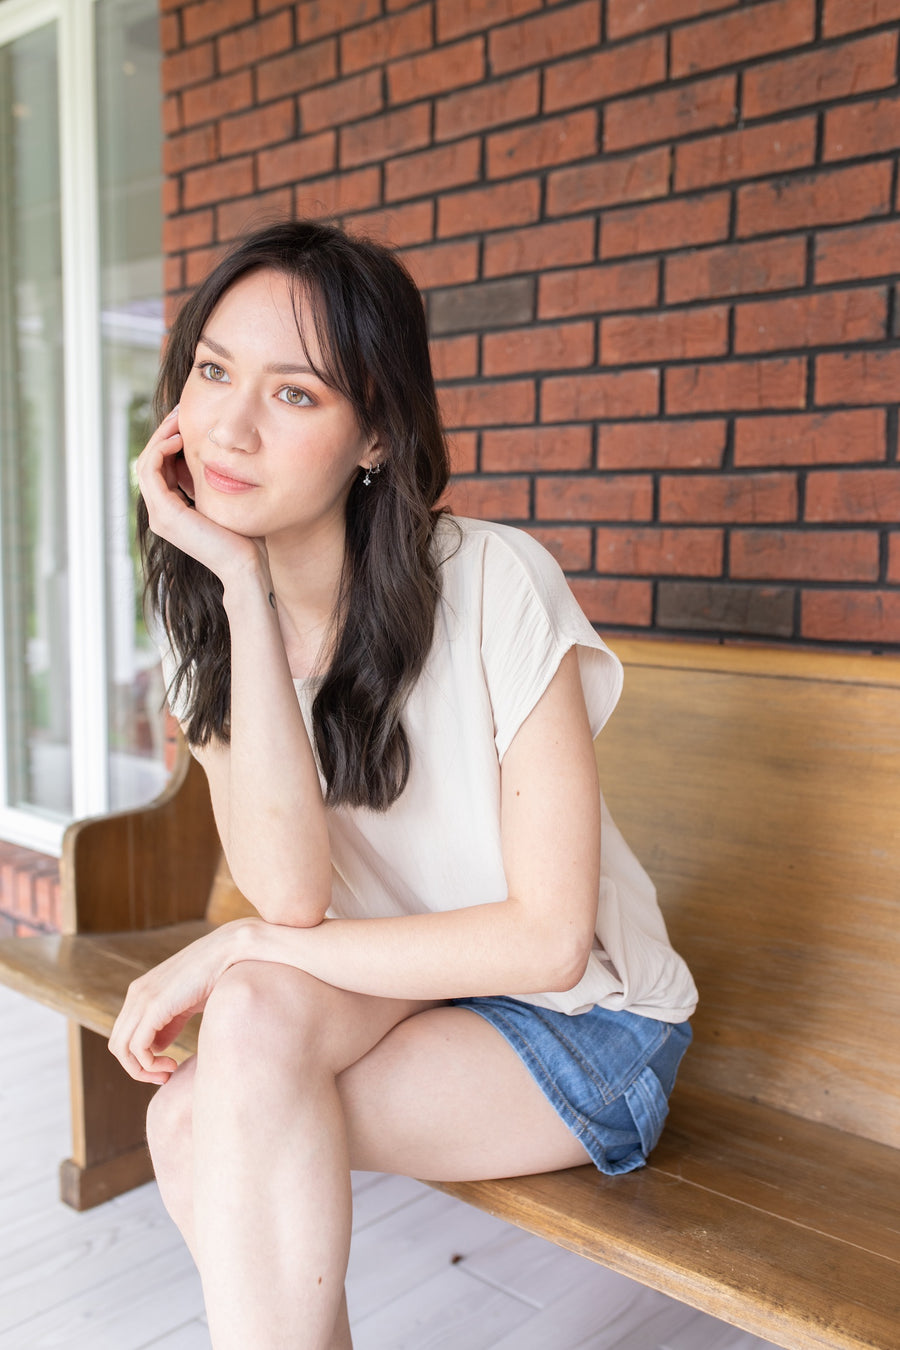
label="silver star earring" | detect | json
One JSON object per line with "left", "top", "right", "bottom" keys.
{"left": 362, "top": 462, "right": 382, "bottom": 487}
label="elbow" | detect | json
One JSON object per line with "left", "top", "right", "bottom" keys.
{"left": 251, "top": 894, "right": 328, "bottom": 927}
{"left": 545, "top": 930, "right": 594, "bottom": 993}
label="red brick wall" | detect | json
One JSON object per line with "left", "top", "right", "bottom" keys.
{"left": 160, "top": 0, "right": 900, "bottom": 648}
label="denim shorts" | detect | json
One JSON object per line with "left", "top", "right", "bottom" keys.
{"left": 450, "top": 996, "right": 692, "bottom": 1175}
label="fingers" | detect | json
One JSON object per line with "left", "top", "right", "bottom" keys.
{"left": 109, "top": 978, "right": 180, "bottom": 1085}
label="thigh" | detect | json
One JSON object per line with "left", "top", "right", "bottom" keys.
{"left": 338, "top": 1005, "right": 592, "bottom": 1181}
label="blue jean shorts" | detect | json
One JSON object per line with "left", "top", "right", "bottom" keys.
{"left": 450, "top": 996, "right": 692, "bottom": 1175}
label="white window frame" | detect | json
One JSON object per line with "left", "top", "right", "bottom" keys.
{"left": 0, "top": 0, "right": 108, "bottom": 853}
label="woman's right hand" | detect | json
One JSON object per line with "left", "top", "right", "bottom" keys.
{"left": 137, "top": 406, "right": 265, "bottom": 584}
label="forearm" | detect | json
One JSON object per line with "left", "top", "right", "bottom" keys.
{"left": 227, "top": 898, "right": 592, "bottom": 1002}
{"left": 218, "top": 564, "right": 332, "bottom": 922}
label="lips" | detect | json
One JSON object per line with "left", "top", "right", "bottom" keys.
{"left": 203, "top": 463, "right": 259, "bottom": 493}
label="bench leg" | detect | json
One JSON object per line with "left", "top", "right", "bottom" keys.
{"left": 59, "top": 1022, "right": 157, "bottom": 1210}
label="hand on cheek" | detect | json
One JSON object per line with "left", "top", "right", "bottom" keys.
{"left": 174, "top": 452, "right": 196, "bottom": 503}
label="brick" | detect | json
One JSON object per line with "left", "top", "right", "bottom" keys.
{"left": 437, "top": 179, "right": 540, "bottom": 238}
{"left": 345, "top": 201, "right": 434, "bottom": 247}
{"left": 746, "top": 33, "right": 897, "bottom": 122}
{"left": 439, "top": 379, "right": 535, "bottom": 427}
{"left": 888, "top": 535, "right": 900, "bottom": 583}
{"left": 542, "top": 370, "right": 659, "bottom": 423}
{"left": 160, "top": 12, "right": 180, "bottom": 54}
{"left": 437, "top": 0, "right": 540, "bottom": 40}
{"left": 484, "top": 219, "right": 594, "bottom": 279}
{"left": 805, "top": 467, "right": 900, "bottom": 522}
{"left": 445, "top": 475, "right": 531, "bottom": 519}
{"left": 544, "top": 35, "right": 667, "bottom": 114}
{"left": 539, "top": 259, "right": 659, "bottom": 319}
{"left": 298, "top": 0, "right": 381, "bottom": 41}
{"left": 164, "top": 255, "right": 184, "bottom": 293}
{"left": 668, "top": 357, "right": 806, "bottom": 414}
{"left": 825, "top": 93, "right": 900, "bottom": 163}
{"left": 606, "top": 75, "right": 736, "bottom": 153}
{"left": 430, "top": 335, "right": 479, "bottom": 381}
{"left": 161, "top": 43, "right": 215, "bottom": 95}
{"left": 536, "top": 474, "right": 654, "bottom": 521}
{"left": 658, "top": 581, "right": 795, "bottom": 637}
{"left": 295, "top": 167, "right": 382, "bottom": 216}
{"left": 548, "top": 147, "right": 669, "bottom": 218}
{"left": 435, "top": 72, "right": 539, "bottom": 141}
{"left": 525, "top": 526, "right": 593, "bottom": 571}
{"left": 182, "top": 71, "right": 253, "bottom": 127}
{"left": 386, "top": 139, "right": 481, "bottom": 203}
{"left": 602, "top": 192, "right": 731, "bottom": 260}
{"left": 816, "top": 350, "right": 900, "bottom": 407}
{"left": 569, "top": 578, "right": 653, "bottom": 626}
{"left": 430, "top": 277, "right": 533, "bottom": 334}
{"left": 595, "top": 526, "right": 723, "bottom": 576}
{"left": 671, "top": 0, "right": 816, "bottom": 79}
{"left": 735, "top": 288, "right": 888, "bottom": 355}
{"left": 483, "top": 321, "right": 595, "bottom": 376}
{"left": 162, "top": 209, "right": 216, "bottom": 253}
{"left": 401, "top": 240, "right": 480, "bottom": 290}
{"left": 162, "top": 93, "right": 181, "bottom": 136}
{"left": 186, "top": 245, "right": 227, "bottom": 287}
{"left": 731, "top": 529, "right": 880, "bottom": 581}
{"left": 447, "top": 431, "right": 478, "bottom": 474}
{"left": 489, "top": 1, "right": 600, "bottom": 75}
{"left": 482, "top": 425, "right": 593, "bottom": 471}
{"left": 341, "top": 106, "right": 431, "bottom": 169}
{"left": 183, "top": 0, "right": 254, "bottom": 44}
{"left": 802, "top": 589, "right": 900, "bottom": 643}
{"left": 342, "top": 5, "right": 433, "bottom": 74}
{"left": 216, "top": 189, "right": 293, "bottom": 242}
{"left": 257, "top": 132, "right": 336, "bottom": 189}
{"left": 601, "top": 306, "right": 728, "bottom": 365}
{"left": 660, "top": 472, "right": 798, "bottom": 522}
{"left": 598, "top": 420, "right": 726, "bottom": 470}
{"left": 675, "top": 116, "right": 816, "bottom": 193}
{"left": 823, "top": 0, "right": 900, "bottom": 38}
{"left": 816, "top": 220, "right": 900, "bottom": 286}
{"left": 390, "top": 37, "right": 486, "bottom": 104}
{"left": 300, "top": 71, "right": 383, "bottom": 134}
{"left": 734, "top": 409, "right": 888, "bottom": 467}
{"left": 257, "top": 40, "right": 337, "bottom": 101}
{"left": 163, "top": 125, "right": 217, "bottom": 176}
{"left": 220, "top": 100, "right": 295, "bottom": 158}
{"left": 607, "top": 0, "right": 737, "bottom": 40}
{"left": 737, "top": 163, "right": 892, "bottom": 237}
{"left": 666, "top": 237, "right": 807, "bottom": 304}
{"left": 487, "top": 111, "right": 597, "bottom": 180}
{"left": 217, "top": 11, "right": 293, "bottom": 73}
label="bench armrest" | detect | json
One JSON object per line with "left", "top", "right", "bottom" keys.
{"left": 60, "top": 738, "right": 221, "bottom": 935}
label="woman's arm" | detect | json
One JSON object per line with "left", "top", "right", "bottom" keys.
{"left": 140, "top": 410, "right": 332, "bottom": 925}
{"left": 110, "top": 649, "right": 601, "bottom": 1082}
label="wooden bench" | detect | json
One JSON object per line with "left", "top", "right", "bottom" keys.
{"left": 0, "top": 639, "right": 898, "bottom": 1350}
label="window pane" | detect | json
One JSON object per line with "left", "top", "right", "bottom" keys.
{"left": 0, "top": 23, "right": 71, "bottom": 817}
{"left": 95, "top": 0, "right": 168, "bottom": 810}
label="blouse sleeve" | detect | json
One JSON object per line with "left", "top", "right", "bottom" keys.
{"left": 476, "top": 524, "right": 624, "bottom": 760}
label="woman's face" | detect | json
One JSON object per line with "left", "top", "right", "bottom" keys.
{"left": 177, "top": 268, "right": 374, "bottom": 548}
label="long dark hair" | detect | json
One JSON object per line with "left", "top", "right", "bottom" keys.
{"left": 140, "top": 220, "right": 451, "bottom": 810}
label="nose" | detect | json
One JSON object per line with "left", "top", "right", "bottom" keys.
{"left": 208, "top": 396, "right": 261, "bottom": 454}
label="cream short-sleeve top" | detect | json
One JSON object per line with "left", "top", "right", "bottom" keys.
{"left": 162, "top": 515, "right": 698, "bottom": 1023}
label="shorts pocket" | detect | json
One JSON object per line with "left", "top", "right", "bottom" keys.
{"left": 622, "top": 1064, "right": 671, "bottom": 1159}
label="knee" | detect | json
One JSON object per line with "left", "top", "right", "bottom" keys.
{"left": 146, "top": 1058, "right": 194, "bottom": 1180}
{"left": 198, "top": 961, "right": 327, "bottom": 1071}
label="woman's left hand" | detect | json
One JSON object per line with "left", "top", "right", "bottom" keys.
{"left": 108, "top": 924, "right": 248, "bottom": 1085}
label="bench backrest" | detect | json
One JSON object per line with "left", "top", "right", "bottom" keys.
{"left": 599, "top": 640, "right": 900, "bottom": 1149}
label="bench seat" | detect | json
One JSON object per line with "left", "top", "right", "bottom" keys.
{"left": 0, "top": 638, "right": 898, "bottom": 1350}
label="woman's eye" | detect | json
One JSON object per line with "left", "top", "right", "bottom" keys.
{"left": 279, "top": 387, "right": 313, "bottom": 407}
{"left": 198, "top": 362, "right": 228, "bottom": 383}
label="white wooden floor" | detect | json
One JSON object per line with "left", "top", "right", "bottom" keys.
{"left": 0, "top": 983, "right": 782, "bottom": 1350}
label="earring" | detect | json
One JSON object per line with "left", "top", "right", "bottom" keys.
{"left": 362, "top": 462, "right": 382, "bottom": 487}
{"left": 208, "top": 428, "right": 219, "bottom": 445}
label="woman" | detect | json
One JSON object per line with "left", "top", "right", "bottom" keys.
{"left": 109, "top": 220, "right": 697, "bottom": 1350}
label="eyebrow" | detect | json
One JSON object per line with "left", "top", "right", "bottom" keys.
{"left": 197, "top": 332, "right": 320, "bottom": 378}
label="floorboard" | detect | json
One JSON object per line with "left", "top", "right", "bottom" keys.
{"left": 0, "top": 984, "right": 782, "bottom": 1349}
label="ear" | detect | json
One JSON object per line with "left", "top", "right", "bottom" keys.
{"left": 358, "top": 437, "right": 383, "bottom": 471}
